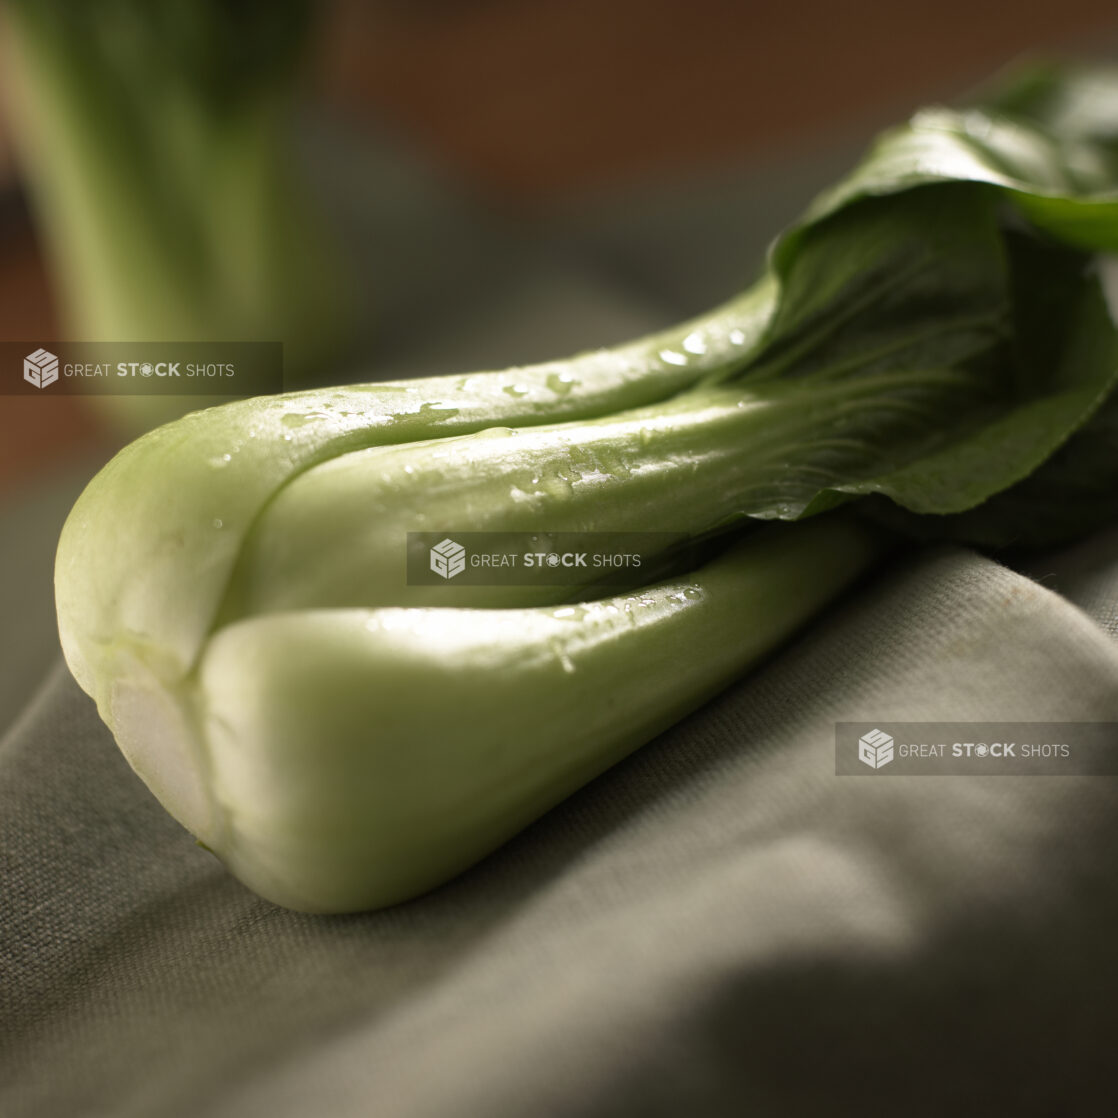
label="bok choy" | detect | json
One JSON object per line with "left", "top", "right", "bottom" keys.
{"left": 55, "top": 63, "right": 1118, "bottom": 912}
{"left": 0, "top": 0, "right": 350, "bottom": 427}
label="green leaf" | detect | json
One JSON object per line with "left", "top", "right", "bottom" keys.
{"left": 790, "top": 232, "right": 1118, "bottom": 521}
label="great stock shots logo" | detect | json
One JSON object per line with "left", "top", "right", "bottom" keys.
{"left": 857, "top": 728, "right": 895, "bottom": 769}
{"left": 429, "top": 538, "right": 467, "bottom": 580}
{"left": 836, "top": 722, "right": 1118, "bottom": 775}
{"left": 5, "top": 342, "right": 284, "bottom": 396}
{"left": 24, "top": 348, "right": 59, "bottom": 389}
{"left": 408, "top": 530, "right": 680, "bottom": 587}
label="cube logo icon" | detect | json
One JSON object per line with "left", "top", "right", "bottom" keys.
{"left": 858, "top": 728, "right": 894, "bottom": 769}
{"left": 24, "top": 348, "right": 59, "bottom": 389}
{"left": 430, "top": 537, "right": 466, "bottom": 579}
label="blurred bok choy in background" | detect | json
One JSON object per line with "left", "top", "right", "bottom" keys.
{"left": 0, "top": 0, "right": 353, "bottom": 429}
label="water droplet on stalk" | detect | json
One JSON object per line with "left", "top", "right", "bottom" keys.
{"left": 545, "top": 371, "right": 577, "bottom": 396}
{"left": 419, "top": 401, "right": 461, "bottom": 419}
{"left": 281, "top": 411, "right": 330, "bottom": 428}
{"left": 548, "top": 639, "right": 577, "bottom": 674}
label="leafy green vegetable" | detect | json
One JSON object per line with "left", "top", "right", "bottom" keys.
{"left": 55, "top": 63, "right": 1118, "bottom": 912}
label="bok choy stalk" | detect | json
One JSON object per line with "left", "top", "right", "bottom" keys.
{"left": 198, "top": 517, "right": 880, "bottom": 912}
{"left": 0, "top": 0, "right": 349, "bottom": 427}
{"left": 56, "top": 63, "right": 1118, "bottom": 912}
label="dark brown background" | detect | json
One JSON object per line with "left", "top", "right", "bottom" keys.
{"left": 2, "top": 0, "right": 1116, "bottom": 492}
